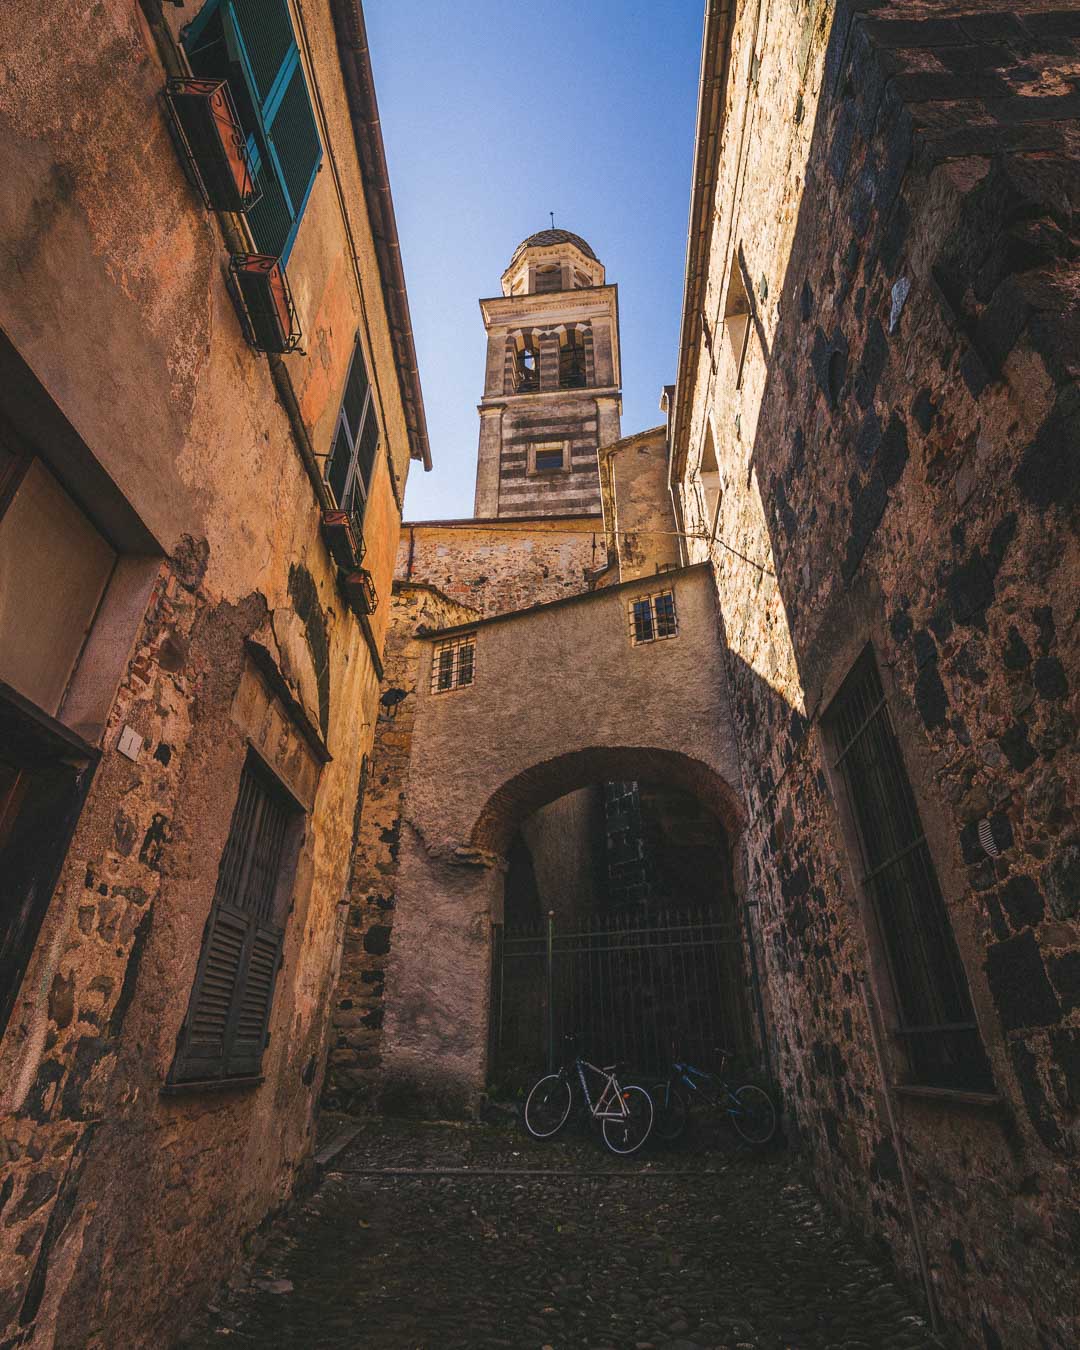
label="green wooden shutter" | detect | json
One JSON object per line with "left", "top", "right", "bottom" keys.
{"left": 172, "top": 757, "right": 296, "bottom": 1084}
{"left": 222, "top": 0, "right": 322, "bottom": 262}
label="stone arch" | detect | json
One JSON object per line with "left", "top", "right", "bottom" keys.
{"left": 470, "top": 744, "right": 744, "bottom": 859}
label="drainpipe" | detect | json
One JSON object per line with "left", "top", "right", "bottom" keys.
{"left": 858, "top": 974, "right": 941, "bottom": 1337}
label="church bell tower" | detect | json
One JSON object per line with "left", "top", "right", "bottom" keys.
{"left": 473, "top": 229, "right": 621, "bottom": 518}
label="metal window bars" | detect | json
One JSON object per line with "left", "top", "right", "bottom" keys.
{"left": 830, "top": 650, "right": 993, "bottom": 1091}
{"left": 431, "top": 635, "right": 476, "bottom": 694}
{"left": 629, "top": 590, "right": 678, "bottom": 645}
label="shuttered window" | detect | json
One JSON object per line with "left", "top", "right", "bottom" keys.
{"left": 171, "top": 754, "right": 300, "bottom": 1085}
{"left": 325, "top": 340, "right": 380, "bottom": 521}
{"left": 184, "top": 0, "right": 322, "bottom": 262}
{"left": 828, "top": 650, "right": 992, "bottom": 1091}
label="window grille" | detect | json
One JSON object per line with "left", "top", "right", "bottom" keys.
{"left": 829, "top": 650, "right": 992, "bottom": 1091}
{"left": 171, "top": 753, "right": 299, "bottom": 1084}
{"left": 431, "top": 635, "right": 476, "bottom": 694}
{"left": 325, "top": 339, "right": 379, "bottom": 529}
{"left": 183, "top": 0, "right": 322, "bottom": 262}
{"left": 629, "top": 591, "right": 678, "bottom": 646}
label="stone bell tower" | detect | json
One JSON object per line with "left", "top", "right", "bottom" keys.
{"left": 473, "top": 229, "right": 621, "bottom": 518}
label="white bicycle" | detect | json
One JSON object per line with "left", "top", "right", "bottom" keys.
{"left": 523, "top": 1036, "right": 654, "bottom": 1156}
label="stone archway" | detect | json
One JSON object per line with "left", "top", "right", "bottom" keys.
{"left": 378, "top": 744, "right": 747, "bottom": 1112}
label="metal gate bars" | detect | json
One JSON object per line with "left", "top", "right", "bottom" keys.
{"left": 489, "top": 906, "right": 757, "bottom": 1084}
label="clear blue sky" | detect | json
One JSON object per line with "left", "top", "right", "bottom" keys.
{"left": 364, "top": 1, "right": 705, "bottom": 521}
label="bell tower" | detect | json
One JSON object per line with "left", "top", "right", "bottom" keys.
{"left": 474, "top": 229, "right": 621, "bottom": 518}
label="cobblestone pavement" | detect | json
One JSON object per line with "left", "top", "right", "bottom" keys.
{"left": 184, "top": 1115, "right": 938, "bottom": 1350}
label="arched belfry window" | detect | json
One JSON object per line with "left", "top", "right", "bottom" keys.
{"left": 534, "top": 264, "right": 562, "bottom": 293}
{"left": 559, "top": 329, "right": 587, "bottom": 389}
{"left": 514, "top": 334, "right": 541, "bottom": 393}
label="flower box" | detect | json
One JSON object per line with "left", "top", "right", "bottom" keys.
{"left": 229, "top": 253, "right": 302, "bottom": 354}
{"left": 164, "top": 77, "right": 259, "bottom": 213}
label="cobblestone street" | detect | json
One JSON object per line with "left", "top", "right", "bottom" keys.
{"left": 184, "top": 1117, "right": 938, "bottom": 1349}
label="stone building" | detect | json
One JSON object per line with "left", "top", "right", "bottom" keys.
{"left": 334, "top": 4, "right": 1079, "bottom": 1345}
{"left": 666, "top": 1, "right": 1079, "bottom": 1345}
{"left": 0, "top": 0, "right": 427, "bottom": 1344}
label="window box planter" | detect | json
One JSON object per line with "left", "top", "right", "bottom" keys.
{"left": 229, "top": 254, "right": 302, "bottom": 354}
{"left": 320, "top": 508, "right": 365, "bottom": 571}
{"left": 339, "top": 568, "right": 378, "bottom": 617}
{"left": 164, "top": 77, "right": 260, "bottom": 214}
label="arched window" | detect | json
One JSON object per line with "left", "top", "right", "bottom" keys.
{"left": 559, "top": 329, "right": 587, "bottom": 389}
{"left": 534, "top": 265, "right": 562, "bottom": 293}
{"left": 514, "top": 337, "right": 540, "bottom": 393}
{"left": 699, "top": 420, "right": 721, "bottom": 536}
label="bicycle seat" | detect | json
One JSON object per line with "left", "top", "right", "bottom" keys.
{"left": 603, "top": 1061, "right": 631, "bottom": 1075}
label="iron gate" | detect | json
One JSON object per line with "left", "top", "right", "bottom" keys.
{"left": 489, "top": 906, "right": 759, "bottom": 1083}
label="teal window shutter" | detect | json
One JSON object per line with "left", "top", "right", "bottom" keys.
{"left": 186, "top": 0, "right": 322, "bottom": 263}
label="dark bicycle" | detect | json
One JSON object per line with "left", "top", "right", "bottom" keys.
{"left": 523, "top": 1036, "right": 654, "bottom": 1156}
{"left": 651, "top": 1045, "right": 777, "bottom": 1146}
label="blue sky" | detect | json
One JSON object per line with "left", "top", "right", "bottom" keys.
{"left": 364, "top": 1, "right": 705, "bottom": 520}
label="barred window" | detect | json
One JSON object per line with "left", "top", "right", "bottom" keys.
{"left": 431, "top": 635, "right": 476, "bottom": 693}
{"left": 325, "top": 339, "right": 379, "bottom": 526}
{"left": 630, "top": 591, "right": 678, "bottom": 646}
{"left": 828, "top": 649, "right": 992, "bottom": 1092}
{"left": 169, "top": 753, "right": 300, "bottom": 1086}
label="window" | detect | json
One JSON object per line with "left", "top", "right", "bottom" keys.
{"left": 514, "top": 340, "right": 540, "bottom": 393}
{"left": 325, "top": 340, "right": 380, "bottom": 527}
{"left": 828, "top": 650, "right": 992, "bottom": 1091}
{"left": 698, "top": 421, "right": 722, "bottom": 536}
{"left": 170, "top": 754, "right": 300, "bottom": 1084}
{"left": 530, "top": 442, "right": 565, "bottom": 474}
{"left": 184, "top": 0, "right": 323, "bottom": 262}
{"left": 723, "top": 253, "right": 752, "bottom": 388}
{"left": 431, "top": 635, "right": 476, "bottom": 694}
{"left": 534, "top": 265, "right": 562, "bottom": 293}
{"left": 559, "top": 330, "right": 587, "bottom": 389}
{"left": 629, "top": 591, "right": 678, "bottom": 645}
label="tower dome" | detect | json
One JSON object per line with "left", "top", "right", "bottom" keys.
{"left": 509, "top": 229, "right": 598, "bottom": 264}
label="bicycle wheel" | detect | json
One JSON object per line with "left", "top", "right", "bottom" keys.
{"left": 730, "top": 1083, "right": 777, "bottom": 1146}
{"left": 601, "top": 1084, "right": 654, "bottom": 1156}
{"left": 650, "top": 1081, "right": 688, "bottom": 1144}
{"left": 523, "top": 1073, "right": 573, "bottom": 1139}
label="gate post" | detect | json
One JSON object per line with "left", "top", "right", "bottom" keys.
{"left": 546, "top": 909, "right": 555, "bottom": 1072}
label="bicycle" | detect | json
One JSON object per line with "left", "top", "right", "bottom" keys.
{"left": 652, "top": 1045, "right": 777, "bottom": 1147}
{"left": 523, "top": 1037, "right": 654, "bottom": 1156}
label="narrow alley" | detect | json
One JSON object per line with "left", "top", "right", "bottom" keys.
{"left": 186, "top": 1117, "right": 933, "bottom": 1350}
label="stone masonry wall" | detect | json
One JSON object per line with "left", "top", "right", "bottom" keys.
{"left": 676, "top": 3, "right": 1079, "bottom": 1344}
{"left": 326, "top": 583, "right": 479, "bottom": 1112}
{"left": 397, "top": 518, "right": 610, "bottom": 618}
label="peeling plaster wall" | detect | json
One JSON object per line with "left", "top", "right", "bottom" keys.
{"left": 674, "top": 3, "right": 1079, "bottom": 1344}
{"left": 0, "top": 0, "right": 415, "bottom": 1343}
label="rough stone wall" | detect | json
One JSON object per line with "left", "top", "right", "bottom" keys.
{"left": 675, "top": 3, "right": 1079, "bottom": 1344}
{"left": 396, "top": 518, "right": 609, "bottom": 618}
{"left": 0, "top": 0, "right": 414, "bottom": 1342}
{"left": 520, "top": 788, "right": 603, "bottom": 924}
{"left": 325, "top": 583, "right": 479, "bottom": 1113}
{"left": 602, "top": 427, "right": 683, "bottom": 582}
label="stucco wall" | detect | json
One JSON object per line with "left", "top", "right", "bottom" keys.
{"left": 0, "top": 1, "right": 418, "bottom": 1343}
{"left": 376, "top": 566, "right": 746, "bottom": 1103}
{"left": 673, "top": 3, "right": 1079, "bottom": 1344}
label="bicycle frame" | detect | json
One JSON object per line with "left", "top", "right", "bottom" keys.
{"left": 671, "top": 1059, "right": 743, "bottom": 1115}
{"left": 572, "top": 1058, "right": 633, "bottom": 1121}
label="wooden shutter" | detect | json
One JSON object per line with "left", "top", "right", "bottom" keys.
{"left": 172, "top": 756, "right": 297, "bottom": 1084}
{"left": 324, "top": 342, "right": 379, "bottom": 516}
{"left": 222, "top": 0, "right": 322, "bottom": 262}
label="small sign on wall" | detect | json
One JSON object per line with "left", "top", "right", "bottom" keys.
{"left": 117, "top": 725, "right": 143, "bottom": 763}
